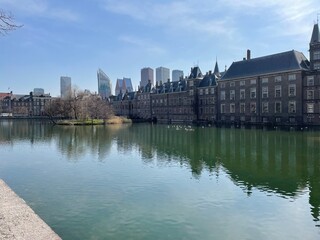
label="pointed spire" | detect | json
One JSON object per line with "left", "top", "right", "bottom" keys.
{"left": 214, "top": 58, "right": 220, "bottom": 77}
{"left": 310, "top": 23, "right": 320, "bottom": 44}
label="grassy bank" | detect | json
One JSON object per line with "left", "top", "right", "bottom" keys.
{"left": 56, "top": 116, "right": 132, "bottom": 125}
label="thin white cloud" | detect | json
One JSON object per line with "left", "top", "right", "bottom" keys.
{"left": 219, "top": 0, "right": 320, "bottom": 37}
{"left": 101, "top": 0, "right": 236, "bottom": 38}
{"left": 101, "top": 0, "right": 319, "bottom": 40}
{"left": 0, "top": 0, "right": 79, "bottom": 22}
{"left": 119, "top": 35, "right": 166, "bottom": 55}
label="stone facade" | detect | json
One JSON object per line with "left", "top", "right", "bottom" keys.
{"left": 0, "top": 92, "right": 52, "bottom": 117}
{"left": 111, "top": 24, "right": 320, "bottom": 126}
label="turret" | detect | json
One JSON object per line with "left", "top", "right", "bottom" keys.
{"left": 214, "top": 58, "right": 221, "bottom": 78}
{"left": 309, "top": 23, "right": 320, "bottom": 70}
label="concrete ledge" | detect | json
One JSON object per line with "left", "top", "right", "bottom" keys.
{"left": 0, "top": 179, "right": 61, "bottom": 240}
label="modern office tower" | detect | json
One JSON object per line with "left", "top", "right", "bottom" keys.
{"left": 97, "top": 68, "right": 112, "bottom": 99}
{"left": 156, "top": 67, "right": 170, "bottom": 84}
{"left": 33, "top": 88, "right": 45, "bottom": 95}
{"left": 140, "top": 67, "right": 154, "bottom": 88}
{"left": 115, "top": 77, "right": 133, "bottom": 96}
{"left": 60, "top": 76, "right": 72, "bottom": 99}
{"left": 172, "top": 70, "right": 184, "bottom": 82}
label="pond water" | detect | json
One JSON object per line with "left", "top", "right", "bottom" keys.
{"left": 0, "top": 120, "right": 319, "bottom": 239}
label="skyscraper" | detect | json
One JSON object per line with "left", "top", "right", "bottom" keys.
{"left": 115, "top": 77, "right": 133, "bottom": 96}
{"left": 172, "top": 70, "right": 184, "bottom": 82}
{"left": 97, "top": 68, "right": 112, "bottom": 99}
{"left": 60, "top": 76, "right": 71, "bottom": 99}
{"left": 156, "top": 67, "right": 170, "bottom": 84}
{"left": 140, "top": 67, "right": 154, "bottom": 88}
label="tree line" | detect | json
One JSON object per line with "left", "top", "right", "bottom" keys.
{"left": 45, "top": 89, "right": 113, "bottom": 123}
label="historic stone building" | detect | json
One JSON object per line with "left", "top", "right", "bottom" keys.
{"left": 217, "top": 50, "right": 309, "bottom": 125}
{"left": 0, "top": 92, "right": 52, "bottom": 117}
{"left": 111, "top": 23, "right": 320, "bottom": 126}
{"left": 303, "top": 23, "right": 320, "bottom": 125}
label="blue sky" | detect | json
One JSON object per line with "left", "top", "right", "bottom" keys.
{"left": 1, "top": 0, "right": 319, "bottom": 97}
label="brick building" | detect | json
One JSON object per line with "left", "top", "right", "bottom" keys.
{"left": 111, "top": 23, "right": 320, "bottom": 126}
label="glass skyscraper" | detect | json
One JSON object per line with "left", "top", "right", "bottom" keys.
{"left": 97, "top": 69, "right": 112, "bottom": 99}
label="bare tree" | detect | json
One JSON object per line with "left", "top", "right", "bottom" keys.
{"left": 86, "top": 95, "right": 113, "bottom": 120}
{"left": 0, "top": 9, "right": 22, "bottom": 35}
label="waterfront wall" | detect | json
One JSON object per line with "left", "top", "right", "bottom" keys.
{"left": 0, "top": 179, "right": 61, "bottom": 240}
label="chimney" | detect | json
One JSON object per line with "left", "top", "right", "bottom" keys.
{"left": 247, "top": 49, "right": 251, "bottom": 60}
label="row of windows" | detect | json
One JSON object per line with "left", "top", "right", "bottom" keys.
{"left": 152, "top": 108, "right": 194, "bottom": 115}
{"left": 137, "top": 94, "right": 150, "bottom": 100}
{"left": 220, "top": 84, "right": 296, "bottom": 100}
{"left": 220, "top": 74, "right": 297, "bottom": 88}
{"left": 220, "top": 101, "right": 296, "bottom": 114}
{"left": 199, "top": 88, "right": 215, "bottom": 95}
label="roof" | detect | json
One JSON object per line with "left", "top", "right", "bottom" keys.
{"left": 0, "top": 93, "right": 11, "bottom": 100}
{"left": 199, "top": 72, "right": 217, "bottom": 88}
{"left": 152, "top": 79, "right": 187, "bottom": 94}
{"left": 214, "top": 61, "right": 220, "bottom": 77}
{"left": 221, "top": 50, "right": 310, "bottom": 81}
{"left": 188, "top": 66, "right": 203, "bottom": 79}
{"left": 310, "top": 23, "right": 320, "bottom": 44}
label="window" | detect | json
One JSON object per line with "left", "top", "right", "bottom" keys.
{"left": 275, "top": 101, "right": 282, "bottom": 113}
{"left": 315, "top": 63, "right": 320, "bottom": 70}
{"left": 288, "top": 74, "right": 296, "bottom": 81}
{"left": 262, "top": 102, "right": 268, "bottom": 113}
{"left": 250, "top": 102, "right": 256, "bottom": 113}
{"left": 240, "top": 80, "right": 245, "bottom": 86}
{"left": 307, "top": 76, "right": 314, "bottom": 86}
{"left": 275, "top": 76, "right": 282, "bottom": 82}
{"left": 307, "top": 90, "right": 314, "bottom": 99}
{"left": 230, "top": 82, "right": 235, "bottom": 87}
{"left": 250, "top": 88, "right": 256, "bottom": 99}
{"left": 189, "top": 80, "right": 194, "bottom": 87}
{"left": 250, "top": 79, "right": 256, "bottom": 85}
{"left": 230, "top": 90, "right": 235, "bottom": 100}
{"left": 240, "top": 89, "right": 245, "bottom": 99}
{"left": 307, "top": 103, "right": 314, "bottom": 113}
{"left": 261, "top": 78, "right": 268, "bottom": 84}
{"left": 210, "top": 88, "right": 215, "bottom": 94}
{"left": 199, "top": 89, "right": 203, "bottom": 95}
{"left": 275, "top": 85, "right": 281, "bottom": 97}
{"left": 220, "top": 91, "right": 226, "bottom": 100}
{"left": 240, "top": 103, "right": 245, "bottom": 113}
{"left": 221, "top": 104, "right": 225, "bottom": 113}
{"left": 230, "top": 103, "right": 235, "bottom": 113}
{"left": 314, "top": 51, "right": 320, "bottom": 60}
{"left": 220, "top": 82, "right": 225, "bottom": 88}
{"left": 189, "top": 89, "right": 194, "bottom": 95}
{"left": 288, "top": 84, "right": 296, "bottom": 97}
{"left": 205, "top": 88, "right": 209, "bottom": 95}
{"left": 288, "top": 101, "right": 296, "bottom": 113}
{"left": 262, "top": 86, "right": 268, "bottom": 98}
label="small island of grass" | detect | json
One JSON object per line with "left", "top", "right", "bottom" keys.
{"left": 56, "top": 116, "right": 132, "bottom": 125}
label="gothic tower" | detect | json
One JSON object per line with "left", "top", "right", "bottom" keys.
{"left": 309, "top": 23, "right": 320, "bottom": 70}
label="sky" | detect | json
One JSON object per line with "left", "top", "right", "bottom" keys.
{"left": 1, "top": 0, "right": 320, "bottom": 97}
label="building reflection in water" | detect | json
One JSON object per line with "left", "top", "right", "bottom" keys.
{"left": 0, "top": 120, "right": 319, "bottom": 224}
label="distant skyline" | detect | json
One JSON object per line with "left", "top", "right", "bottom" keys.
{"left": 1, "top": 0, "right": 320, "bottom": 96}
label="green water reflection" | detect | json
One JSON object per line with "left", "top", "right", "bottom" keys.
{"left": 0, "top": 120, "right": 319, "bottom": 239}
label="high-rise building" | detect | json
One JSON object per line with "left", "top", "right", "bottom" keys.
{"left": 115, "top": 77, "right": 133, "bottom": 96}
{"left": 140, "top": 67, "right": 154, "bottom": 88}
{"left": 60, "top": 76, "right": 71, "bottom": 99}
{"left": 156, "top": 67, "right": 170, "bottom": 84}
{"left": 33, "top": 88, "right": 45, "bottom": 96}
{"left": 172, "top": 70, "right": 184, "bottom": 82}
{"left": 97, "top": 68, "right": 112, "bottom": 99}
